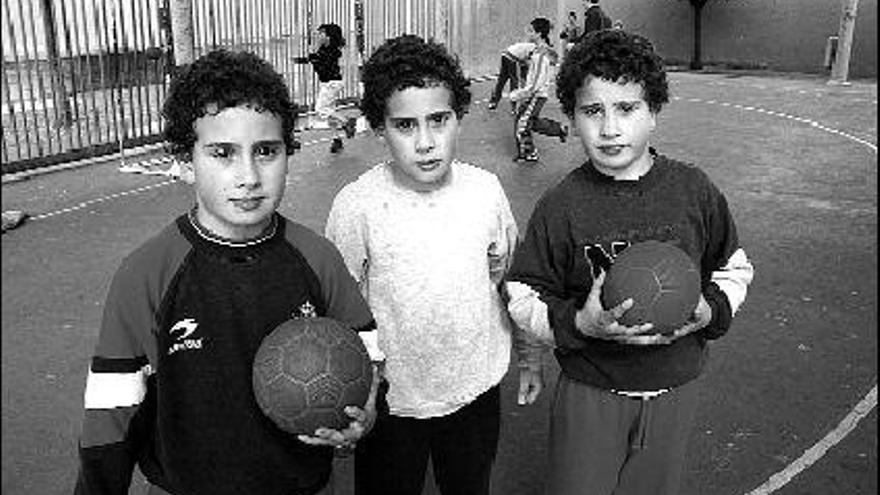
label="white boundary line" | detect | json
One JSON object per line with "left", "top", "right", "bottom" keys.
{"left": 744, "top": 385, "right": 877, "bottom": 495}
{"left": 676, "top": 94, "right": 878, "bottom": 495}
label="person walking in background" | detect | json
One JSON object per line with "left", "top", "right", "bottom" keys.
{"left": 505, "top": 30, "right": 754, "bottom": 495}
{"left": 487, "top": 39, "right": 535, "bottom": 113}
{"left": 327, "top": 34, "right": 543, "bottom": 495}
{"left": 295, "top": 23, "right": 358, "bottom": 154}
{"left": 583, "top": 0, "right": 613, "bottom": 37}
{"left": 510, "top": 17, "right": 568, "bottom": 163}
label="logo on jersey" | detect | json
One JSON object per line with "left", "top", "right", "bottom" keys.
{"left": 296, "top": 301, "right": 317, "bottom": 318}
{"left": 168, "top": 317, "right": 203, "bottom": 355}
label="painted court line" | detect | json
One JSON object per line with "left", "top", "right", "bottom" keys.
{"left": 744, "top": 385, "right": 877, "bottom": 495}
{"left": 676, "top": 94, "right": 878, "bottom": 494}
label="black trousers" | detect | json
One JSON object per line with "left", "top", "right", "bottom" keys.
{"left": 355, "top": 382, "right": 501, "bottom": 495}
{"left": 490, "top": 53, "right": 528, "bottom": 105}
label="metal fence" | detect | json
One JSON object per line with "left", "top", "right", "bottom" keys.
{"left": 1, "top": 0, "right": 446, "bottom": 175}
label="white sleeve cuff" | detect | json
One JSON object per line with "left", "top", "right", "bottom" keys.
{"left": 358, "top": 329, "right": 386, "bottom": 362}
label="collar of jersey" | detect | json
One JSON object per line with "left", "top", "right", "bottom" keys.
{"left": 186, "top": 208, "right": 279, "bottom": 248}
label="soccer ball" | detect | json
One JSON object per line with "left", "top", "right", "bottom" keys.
{"left": 252, "top": 317, "right": 373, "bottom": 436}
{"left": 601, "top": 240, "right": 701, "bottom": 334}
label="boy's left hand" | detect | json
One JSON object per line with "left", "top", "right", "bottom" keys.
{"left": 647, "top": 294, "right": 713, "bottom": 344}
{"left": 297, "top": 404, "right": 376, "bottom": 450}
{"left": 297, "top": 363, "right": 381, "bottom": 450}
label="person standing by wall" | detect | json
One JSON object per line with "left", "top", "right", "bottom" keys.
{"left": 560, "top": 11, "right": 582, "bottom": 56}
{"left": 583, "top": 0, "right": 613, "bottom": 37}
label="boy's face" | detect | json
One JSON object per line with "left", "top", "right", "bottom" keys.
{"left": 379, "top": 85, "right": 460, "bottom": 192}
{"left": 572, "top": 76, "right": 656, "bottom": 180}
{"left": 184, "top": 105, "right": 288, "bottom": 240}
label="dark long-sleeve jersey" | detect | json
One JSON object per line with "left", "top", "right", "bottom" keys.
{"left": 505, "top": 152, "right": 754, "bottom": 391}
{"left": 75, "top": 212, "right": 376, "bottom": 495}
{"left": 295, "top": 45, "right": 342, "bottom": 83}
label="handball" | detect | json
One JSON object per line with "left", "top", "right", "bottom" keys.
{"left": 601, "top": 240, "right": 701, "bottom": 334}
{"left": 252, "top": 317, "right": 373, "bottom": 436}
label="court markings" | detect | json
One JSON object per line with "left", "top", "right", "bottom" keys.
{"left": 672, "top": 96, "right": 877, "bottom": 153}
{"left": 673, "top": 93, "right": 877, "bottom": 494}
{"left": 744, "top": 385, "right": 877, "bottom": 495}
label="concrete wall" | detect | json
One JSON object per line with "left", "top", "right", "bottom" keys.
{"left": 455, "top": 0, "right": 876, "bottom": 79}
{"left": 557, "top": 0, "right": 876, "bottom": 79}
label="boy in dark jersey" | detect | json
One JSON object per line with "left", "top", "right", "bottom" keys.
{"left": 505, "top": 30, "right": 754, "bottom": 495}
{"left": 74, "top": 49, "right": 382, "bottom": 495}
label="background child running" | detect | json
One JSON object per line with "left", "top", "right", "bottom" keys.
{"left": 325, "top": 34, "right": 543, "bottom": 495}
{"left": 487, "top": 39, "right": 535, "bottom": 113}
{"left": 74, "top": 49, "right": 380, "bottom": 495}
{"left": 505, "top": 30, "right": 754, "bottom": 495}
{"left": 510, "top": 17, "right": 568, "bottom": 163}
{"left": 295, "top": 23, "right": 358, "bottom": 154}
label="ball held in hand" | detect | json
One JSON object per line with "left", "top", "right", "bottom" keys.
{"left": 252, "top": 317, "right": 373, "bottom": 436}
{"left": 601, "top": 240, "right": 701, "bottom": 334}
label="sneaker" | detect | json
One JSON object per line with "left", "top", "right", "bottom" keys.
{"left": 343, "top": 117, "right": 357, "bottom": 139}
{"left": 330, "top": 137, "right": 344, "bottom": 153}
{"left": 487, "top": 101, "right": 498, "bottom": 110}
{"left": 560, "top": 124, "right": 568, "bottom": 143}
{"left": 520, "top": 151, "right": 539, "bottom": 162}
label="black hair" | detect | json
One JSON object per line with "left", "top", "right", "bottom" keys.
{"left": 360, "top": 34, "right": 471, "bottom": 130}
{"left": 319, "top": 23, "right": 346, "bottom": 50}
{"left": 531, "top": 18, "right": 553, "bottom": 46}
{"left": 162, "top": 49, "right": 297, "bottom": 159}
{"left": 556, "top": 29, "right": 668, "bottom": 117}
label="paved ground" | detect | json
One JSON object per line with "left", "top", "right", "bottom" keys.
{"left": 2, "top": 72, "right": 877, "bottom": 495}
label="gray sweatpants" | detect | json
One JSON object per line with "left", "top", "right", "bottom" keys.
{"left": 546, "top": 373, "right": 700, "bottom": 495}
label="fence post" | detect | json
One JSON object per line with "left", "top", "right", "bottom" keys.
{"left": 170, "top": 0, "right": 195, "bottom": 67}
{"left": 40, "top": 0, "right": 73, "bottom": 128}
{"left": 829, "top": 0, "right": 859, "bottom": 85}
{"left": 433, "top": 0, "right": 448, "bottom": 45}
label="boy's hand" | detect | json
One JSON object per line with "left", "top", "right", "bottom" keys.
{"left": 574, "top": 270, "right": 658, "bottom": 345}
{"left": 297, "top": 363, "right": 381, "bottom": 450}
{"left": 664, "top": 294, "right": 712, "bottom": 341}
{"left": 296, "top": 404, "right": 373, "bottom": 451}
{"left": 517, "top": 367, "right": 543, "bottom": 405}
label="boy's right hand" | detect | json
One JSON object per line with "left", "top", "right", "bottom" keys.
{"left": 574, "top": 271, "right": 661, "bottom": 345}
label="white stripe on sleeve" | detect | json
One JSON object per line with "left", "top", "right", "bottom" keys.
{"left": 83, "top": 365, "right": 152, "bottom": 410}
{"left": 711, "top": 248, "right": 754, "bottom": 315}
{"left": 358, "top": 329, "right": 386, "bottom": 362}
{"left": 505, "top": 281, "right": 555, "bottom": 346}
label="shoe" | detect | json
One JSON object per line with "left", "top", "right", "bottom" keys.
{"left": 330, "top": 137, "right": 344, "bottom": 153}
{"left": 487, "top": 101, "right": 498, "bottom": 110}
{"left": 343, "top": 117, "right": 357, "bottom": 139}
{"left": 560, "top": 125, "right": 568, "bottom": 143}
{"left": 521, "top": 151, "right": 539, "bottom": 162}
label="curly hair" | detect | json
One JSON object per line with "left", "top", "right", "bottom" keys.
{"left": 319, "top": 23, "right": 346, "bottom": 50}
{"left": 556, "top": 30, "right": 668, "bottom": 117}
{"left": 162, "top": 49, "right": 298, "bottom": 159}
{"left": 360, "top": 34, "right": 471, "bottom": 130}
